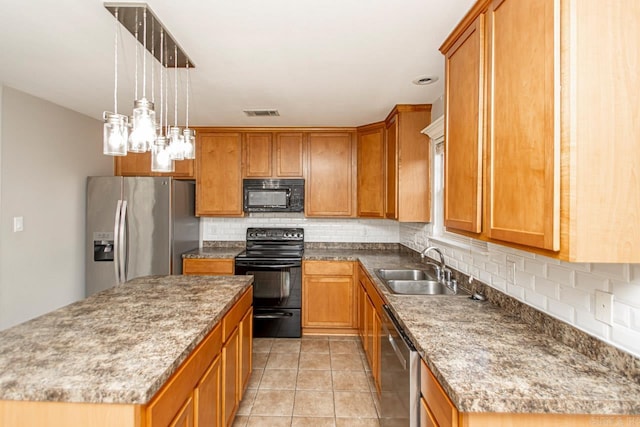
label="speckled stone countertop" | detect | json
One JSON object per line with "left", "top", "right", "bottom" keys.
{"left": 0, "top": 275, "right": 253, "bottom": 404}
{"left": 306, "top": 248, "right": 640, "bottom": 415}
{"left": 182, "top": 247, "right": 243, "bottom": 259}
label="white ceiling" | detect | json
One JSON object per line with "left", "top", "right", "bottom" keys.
{"left": 0, "top": 0, "right": 474, "bottom": 127}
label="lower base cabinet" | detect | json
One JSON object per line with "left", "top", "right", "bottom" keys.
{"left": 302, "top": 261, "right": 357, "bottom": 334}
{"left": 222, "top": 328, "right": 239, "bottom": 426}
{"left": 195, "top": 354, "right": 221, "bottom": 427}
{"left": 357, "top": 264, "right": 383, "bottom": 394}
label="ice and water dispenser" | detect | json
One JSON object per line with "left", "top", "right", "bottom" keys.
{"left": 93, "top": 232, "right": 114, "bottom": 262}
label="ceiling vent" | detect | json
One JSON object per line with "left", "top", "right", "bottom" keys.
{"left": 243, "top": 109, "right": 280, "bottom": 117}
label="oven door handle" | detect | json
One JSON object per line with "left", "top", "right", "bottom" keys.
{"left": 236, "top": 262, "right": 301, "bottom": 269}
{"left": 254, "top": 312, "right": 295, "bottom": 319}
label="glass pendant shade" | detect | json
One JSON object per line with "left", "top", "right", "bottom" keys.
{"left": 168, "top": 126, "right": 185, "bottom": 160}
{"left": 103, "top": 112, "right": 129, "bottom": 156}
{"left": 129, "top": 98, "right": 156, "bottom": 152}
{"left": 151, "top": 136, "right": 174, "bottom": 172}
{"left": 183, "top": 128, "right": 196, "bottom": 159}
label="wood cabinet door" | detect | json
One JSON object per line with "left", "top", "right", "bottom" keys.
{"left": 115, "top": 151, "right": 194, "bottom": 178}
{"left": 357, "top": 124, "right": 385, "bottom": 218}
{"left": 195, "top": 355, "right": 221, "bottom": 427}
{"left": 384, "top": 118, "right": 398, "bottom": 219}
{"left": 197, "top": 133, "right": 243, "bottom": 216}
{"left": 244, "top": 133, "right": 273, "bottom": 177}
{"left": 221, "top": 327, "right": 239, "bottom": 427}
{"left": 444, "top": 15, "right": 485, "bottom": 234}
{"left": 239, "top": 307, "right": 253, "bottom": 393}
{"left": 306, "top": 132, "right": 355, "bottom": 217}
{"left": 183, "top": 259, "right": 234, "bottom": 276}
{"left": 169, "top": 394, "right": 194, "bottom": 427}
{"left": 302, "top": 276, "right": 355, "bottom": 328}
{"left": 115, "top": 152, "right": 152, "bottom": 176}
{"left": 363, "top": 294, "right": 374, "bottom": 369}
{"left": 486, "top": 0, "right": 559, "bottom": 250}
{"left": 275, "top": 132, "right": 304, "bottom": 177}
{"left": 372, "top": 309, "right": 382, "bottom": 395}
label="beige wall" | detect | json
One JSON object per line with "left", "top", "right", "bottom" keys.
{"left": 0, "top": 86, "right": 113, "bottom": 330}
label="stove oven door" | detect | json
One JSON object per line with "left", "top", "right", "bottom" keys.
{"left": 234, "top": 259, "right": 302, "bottom": 338}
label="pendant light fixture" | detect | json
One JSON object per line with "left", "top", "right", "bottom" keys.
{"left": 182, "top": 60, "right": 196, "bottom": 160}
{"left": 128, "top": 7, "right": 156, "bottom": 153}
{"left": 104, "top": 3, "right": 195, "bottom": 164}
{"left": 103, "top": 8, "right": 129, "bottom": 156}
{"left": 168, "top": 45, "right": 185, "bottom": 160}
{"left": 151, "top": 28, "right": 173, "bottom": 173}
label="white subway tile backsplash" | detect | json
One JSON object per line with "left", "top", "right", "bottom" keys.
{"left": 610, "top": 281, "right": 640, "bottom": 307}
{"left": 524, "top": 258, "right": 546, "bottom": 277}
{"left": 547, "top": 299, "right": 575, "bottom": 323}
{"left": 515, "top": 270, "right": 534, "bottom": 289}
{"left": 524, "top": 289, "right": 547, "bottom": 310}
{"left": 491, "top": 277, "right": 507, "bottom": 291}
{"left": 631, "top": 307, "right": 640, "bottom": 333}
{"left": 507, "top": 283, "right": 525, "bottom": 301}
{"left": 591, "top": 263, "right": 630, "bottom": 282}
{"left": 547, "top": 264, "right": 574, "bottom": 286}
{"left": 574, "top": 271, "right": 609, "bottom": 293}
{"left": 575, "top": 309, "right": 609, "bottom": 338}
{"left": 558, "top": 285, "right": 592, "bottom": 312}
{"left": 613, "top": 301, "right": 631, "bottom": 328}
{"left": 534, "top": 277, "right": 559, "bottom": 299}
{"left": 611, "top": 327, "right": 640, "bottom": 356}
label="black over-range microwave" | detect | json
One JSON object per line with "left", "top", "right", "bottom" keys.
{"left": 243, "top": 179, "right": 304, "bottom": 213}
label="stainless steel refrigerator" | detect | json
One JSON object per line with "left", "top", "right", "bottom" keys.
{"left": 85, "top": 177, "right": 198, "bottom": 296}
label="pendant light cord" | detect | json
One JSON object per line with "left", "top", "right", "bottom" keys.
{"left": 134, "top": 9, "right": 138, "bottom": 101}
{"left": 142, "top": 8, "right": 147, "bottom": 99}
{"left": 185, "top": 61, "right": 190, "bottom": 129}
{"left": 174, "top": 46, "right": 178, "bottom": 126}
{"left": 159, "top": 29, "right": 164, "bottom": 131}
{"left": 113, "top": 9, "right": 119, "bottom": 114}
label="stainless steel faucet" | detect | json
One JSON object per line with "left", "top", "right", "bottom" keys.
{"left": 421, "top": 246, "right": 457, "bottom": 292}
{"left": 421, "top": 246, "right": 445, "bottom": 273}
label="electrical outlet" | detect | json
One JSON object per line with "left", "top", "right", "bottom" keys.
{"left": 595, "top": 290, "right": 614, "bottom": 325}
{"left": 506, "top": 260, "right": 516, "bottom": 284}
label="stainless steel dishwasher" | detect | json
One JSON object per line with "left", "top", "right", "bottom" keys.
{"left": 380, "top": 304, "right": 420, "bottom": 427}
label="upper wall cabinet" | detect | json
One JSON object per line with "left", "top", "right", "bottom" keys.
{"left": 441, "top": 0, "right": 640, "bottom": 262}
{"left": 443, "top": 14, "right": 484, "bottom": 234}
{"left": 306, "top": 132, "right": 356, "bottom": 217}
{"left": 385, "top": 105, "right": 432, "bottom": 222}
{"left": 357, "top": 122, "right": 385, "bottom": 218}
{"left": 243, "top": 132, "right": 304, "bottom": 178}
{"left": 114, "top": 152, "right": 195, "bottom": 178}
{"left": 196, "top": 132, "right": 244, "bottom": 217}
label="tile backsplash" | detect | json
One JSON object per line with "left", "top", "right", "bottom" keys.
{"left": 201, "top": 214, "right": 400, "bottom": 243}
{"left": 400, "top": 223, "right": 640, "bottom": 359}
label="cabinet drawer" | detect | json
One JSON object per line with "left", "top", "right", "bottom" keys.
{"left": 222, "top": 287, "right": 253, "bottom": 342}
{"left": 147, "top": 324, "right": 222, "bottom": 427}
{"left": 304, "top": 260, "right": 354, "bottom": 276}
{"left": 421, "top": 360, "right": 458, "bottom": 427}
{"left": 183, "top": 259, "right": 234, "bottom": 276}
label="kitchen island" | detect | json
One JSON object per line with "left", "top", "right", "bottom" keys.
{"left": 0, "top": 274, "right": 253, "bottom": 426}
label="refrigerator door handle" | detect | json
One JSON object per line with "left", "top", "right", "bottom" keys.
{"left": 119, "top": 200, "right": 128, "bottom": 284}
{"left": 113, "top": 199, "right": 123, "bottom": 285}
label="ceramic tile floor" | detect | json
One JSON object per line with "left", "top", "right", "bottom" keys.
{"left": 232, "top": 335, "right": 381, "bottom": 427}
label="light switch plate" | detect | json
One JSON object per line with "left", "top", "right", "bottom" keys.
{"left": 595, "top": 290, "right": 614, "bottom": 325}
{"left": 13, "top": 216, "right": 24, "bottom": 232}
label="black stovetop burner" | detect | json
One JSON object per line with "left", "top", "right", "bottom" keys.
{"left": 235, "top": 227, "right": 304, "bottom": 261}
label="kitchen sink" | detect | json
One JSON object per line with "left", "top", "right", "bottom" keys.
{"left": 374, "top": 268, "right": 468, "bottom": 296}
{"left": 385, "top": 280, "right": 457, "bottom": 295}
{"left": 375, "top": 268, "right": 438, "bottom": 281}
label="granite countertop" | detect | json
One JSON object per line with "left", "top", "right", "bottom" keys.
{"left": 0, "top": 275, "right": 253, "bottom": 405}
{"left": 182, "top": 247, "right": 244, "bottom": 259}
{"left": 306, "top": 247, "right": 640, "bottom": 415}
